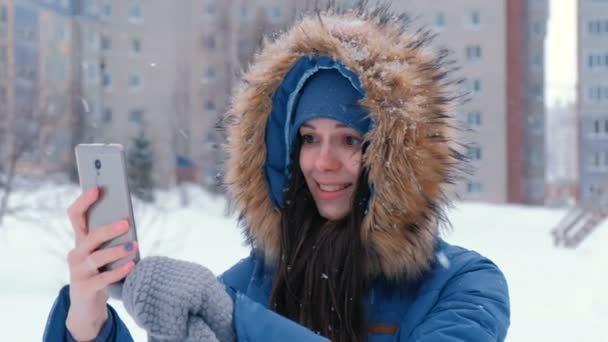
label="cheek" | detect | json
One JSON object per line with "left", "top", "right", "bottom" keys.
{"left": 299, "top": 148, "right": 314, "bottom": 175}
{"left": 345, "top": 151, "right": 362, "bottom": 176}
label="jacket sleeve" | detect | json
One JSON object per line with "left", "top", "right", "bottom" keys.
{"left": 43, "top": 285, "right": 134, "bottom": 342}
{"left": 219, "top": 253, "right": 330, "bottom": 341}
{"left": 404, "top": 255, "right": 511, "bottom": 342}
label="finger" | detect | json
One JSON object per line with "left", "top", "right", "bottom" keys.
{"left": 67, "top": 188, "right": 99, "bottom": 242}
{"left": 67, "top": 248, "right": 98, "bottom": 282}
{"left": 87, "top": 261, "right": 136, "bottom": 292}
{"left": 80, "top": 220, "right": 130, "bottom": 255}
{"left": 74, "top": 241, "right": 138, "bottom": 279}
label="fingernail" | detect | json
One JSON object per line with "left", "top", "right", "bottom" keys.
{"left": 124, "top": 242, "right": 134, "bottom": 252}
{"left": 115, "top": 221, "right": 129, "bottom": 233}
{"left": 87, "top": 188, "right": 98, "bottom": 199}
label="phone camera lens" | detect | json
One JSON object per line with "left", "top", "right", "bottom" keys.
{"left": 94, "top": 159, "right": 102, "bottom": 170}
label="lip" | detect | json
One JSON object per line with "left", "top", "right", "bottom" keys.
{"left": 314, "top": 181, "right": 353, "bottom": 200}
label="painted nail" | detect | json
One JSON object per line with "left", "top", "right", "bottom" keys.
{"left": 115, "top": 221, "right": 129, "bottom": 233}
{"left": 124, "top": 242, "right": 134, "bottom": 252}
{"left": 87, "top": 188, "right": 98, "bottom": 199}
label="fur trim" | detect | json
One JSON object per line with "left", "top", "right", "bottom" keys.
{"left": 223, "top": 2, "right": 468, "bottom": 280}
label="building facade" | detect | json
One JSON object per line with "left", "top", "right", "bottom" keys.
{"left": 0, "top": 0, "right": 98, "bottom": 177}
{"left": 578, "top": 0, "right": 608, "bottom": 200}
{"left": 88, "top": 0, "right": 298, "bottom": 189}
{"left": 391, "top": 0, "right": 548, "bottom": 204}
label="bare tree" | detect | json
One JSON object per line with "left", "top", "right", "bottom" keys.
{"left": 0, "top": 96, "right": 55, "bottom": 227}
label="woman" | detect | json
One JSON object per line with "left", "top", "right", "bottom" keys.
{"left": 44, "top": 4, "right": 510, "bottom": 342}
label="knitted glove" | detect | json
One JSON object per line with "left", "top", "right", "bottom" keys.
{"left": 121, "top": 256, "right": 236, "bottom": 342}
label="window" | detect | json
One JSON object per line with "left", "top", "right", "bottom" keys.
{"left": 588, "top": 85, "right": 608, "bottom": 102}
{"left": 588, "top": 151, "right": 608, "bottom": 172}
{"left": 128, "top": 73, "right": 143, "bottom": 91}
{"left": 465, "top": 45, "right": 482, "bottom": 61}
{"left": 203, "top": 35, "right": 216, "bottom": 50}
{"left": 102, "top": 72, "right": 112, "bottom": 89}
{"left": 128, "top": 1, "right": 142, "bottom": 22}
{"left": 205, "top": 99, "right": 216, "bottom": 111}
{"left": 206, "top": 1, "right": 216, "bottom": 15}
{"left": 591, "top": 118, "right": 608, "bottom": 136}
{"left": 0, "top": 45, "right": 6, "bottom": 65}
{"left": 86, "top": 63, "right": 97, "bottom": 82}
{"left": 434, "top": 12, "right": 445, "bottom": 28}
{"left": 467, "top": 79, "right": 482, "bottom": 94}
{"left": 204, "top": 66, "right": 216, "bottom": 81}
{"left": 101, "top": 35, "right": 111, "bottom": 50}
{"left": 0, "top": 87, "right": 7, "bottom": 105}
{"left": 528, "top": 114, "right": 543, "bottom": 133}
{"left": 0, "top": 56, "right": 5, "bottom": 80}
{"left": 587, "top": 52, "right": 608, "bottom": 69}
{"left": 0, "top": 5, "right": 7, "bottom": 23}
{"left": 240, "top": 4, "right": 248, "bottom": 19}
{"left": 102, "top": 2, "right": 111, "bottom": 19}
{"left": 467, "top": 111, "right": 482, "bottom": 127}
{"left": 131, "top": 39, "right": 141, "bottom": 55}
{"left": 594, "top": 119, "right": 600, "bottom": 134}
{"left": 532, "top": 54, "right": 543, "bottom": 67}
{"left": 468, "top": 11, "right": 480, "bottom": 26}
{"left": 270, "top": 6, "right": 281, "bottom": 20}
{"left": 129, "top": 109, "right": 144, "bottom": 123}
{"left": 466, "top": 181, "right": 483, "bottom": 194}
{"left": 102, "top": 108, "right": 112, "bottom": 123}
{"left": 86, "top": 0, "right": 98, "bottom": 16}
{"left": 467, "top": 144, "right": 482, "bottom": 161}
{"left": 532, "top": 22, "right": 543, "bottom": 35}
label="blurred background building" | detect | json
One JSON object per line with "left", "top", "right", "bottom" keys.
{"left": 81, "top": 0, "right": 299, "bottom": 190}
{"left": 0, "top": 0, "right": 576, "bottom": 206}
{"left": 0, "top": 0, "right": 98, "bottom": 179}
{"left": 577, "top": 0, "right": 608, "bottom": 201}
{"left": 394, "top": 0, "right": 549, "bottom": 205}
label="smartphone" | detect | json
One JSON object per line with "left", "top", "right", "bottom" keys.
{"left": 75, "top": 144, "right": 140, "bottom": 291}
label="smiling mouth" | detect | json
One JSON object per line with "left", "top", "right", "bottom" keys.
{"left": 317, "top": 183, "right": 352, "bottom": 192}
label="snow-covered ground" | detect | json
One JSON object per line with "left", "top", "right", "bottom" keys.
{"left": 0, "top": 184, "right": 606, "bottom": 341}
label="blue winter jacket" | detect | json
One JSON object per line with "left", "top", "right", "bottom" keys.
{"left": 43, "top": 239, "right": 510, "bottom": 341}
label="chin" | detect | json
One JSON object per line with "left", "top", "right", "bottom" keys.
{"left": 318, "top": 207, "right": 349, "bottom": 221}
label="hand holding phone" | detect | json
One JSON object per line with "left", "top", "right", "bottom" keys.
{"left": 74, "top": 144, "right": 140, "bottom": 274}
{"left": 65, "top": 188, "right": 138, "bottom": 340}
{"left": 65, "top": 144, "right": 141, "bottom": 339}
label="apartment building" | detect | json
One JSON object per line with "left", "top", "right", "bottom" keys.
{"left": 578, "top": 0, "right": 608, "bottom": 200}
{"left": 0, "top": 0, "right": 98, "bottom": 176}
{"left": 391, "top": 0, "right": 548, "bottom": 204}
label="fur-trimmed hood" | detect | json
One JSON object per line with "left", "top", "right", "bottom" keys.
{"left": 223, "top": 3, "right": 467, "bottom": 280}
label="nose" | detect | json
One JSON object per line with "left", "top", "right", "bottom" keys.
{"left": 315, "top": 143, "right": 341, "bottom": 172}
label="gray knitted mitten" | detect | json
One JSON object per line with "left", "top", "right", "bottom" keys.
{"left": 121, "top": 256, "right": 236, "bottom": 342}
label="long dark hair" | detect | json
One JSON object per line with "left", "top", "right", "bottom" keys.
{"left": 269, "top": 144, "right": 371, "bottom": 342}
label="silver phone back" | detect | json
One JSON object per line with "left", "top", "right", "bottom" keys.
{"left": 75, "top": 144, "right": 140, "bottom": 273}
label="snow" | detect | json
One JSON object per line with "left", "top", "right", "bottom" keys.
{"left": 1, "top": 184, "right": 607, "bottom": 341}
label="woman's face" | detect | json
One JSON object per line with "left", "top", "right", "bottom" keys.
{"left": 298, "top": 118, "right": 363, "bottom": 220}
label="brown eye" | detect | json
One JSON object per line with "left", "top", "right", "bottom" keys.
{"left": 301, "top": 134, "right": 317, "bottom": 144}
{"left": 344, "top": 136, "right": 362, "bottom": 146}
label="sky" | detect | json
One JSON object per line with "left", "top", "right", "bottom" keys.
{"left": 545, "top": 0, "right": 577, "bottom": 107}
